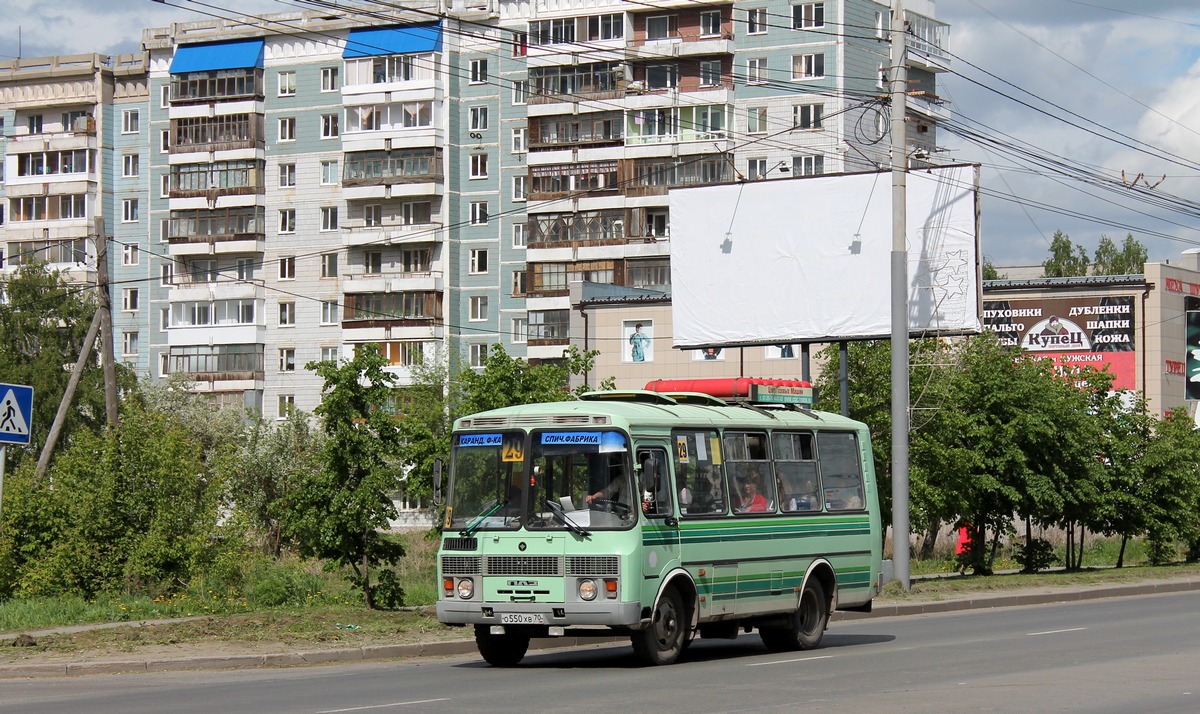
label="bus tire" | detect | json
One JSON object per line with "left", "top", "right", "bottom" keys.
{"left": 759, "top": 578, "right": 828, "bottom": 652}
{"left": 474, "top": 625, "right": 530, "bottom": 667}
{"left": 631, "top": 588, "right": 686, "bottom": 665}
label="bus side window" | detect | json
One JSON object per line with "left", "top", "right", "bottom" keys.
{"left": 672, "top": 430, "right": 725, "bottom": 515}
{"left": 817, "top": 431, "right": 865, "bottom": 511}
{"left": 638, "top": 448, "right": 672, "bottom": 517}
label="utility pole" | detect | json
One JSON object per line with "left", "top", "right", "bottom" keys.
{"left": 94, "top": 218, "right": 119, "bottom": 427}
{"left": 889, "top": 0, "right": 911, "bottom": 590}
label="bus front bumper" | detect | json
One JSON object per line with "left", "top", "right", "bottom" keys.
{"left": 437, "top": 600, "right": 642, "bottom": 628}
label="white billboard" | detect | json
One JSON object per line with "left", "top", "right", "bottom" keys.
{"left": 670, "top": 164, "right": 982, "bottom": 348}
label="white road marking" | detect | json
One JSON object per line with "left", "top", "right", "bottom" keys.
{"left": 1026, "top": 627, "right": 1087, "bottom": 636}
{"left": 317, "top": 699, "right": 450, "bottom": 713}
{"left": 747, "top": 655, "right": 833, "bottom": 667}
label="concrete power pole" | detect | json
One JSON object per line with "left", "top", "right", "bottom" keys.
{"left": 94, "top": 218, "right": 120, "bottom": 427}
{"left": 889, "top": 0, "right": 911, "bottom": 590}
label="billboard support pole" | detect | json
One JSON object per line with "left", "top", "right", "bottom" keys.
{"left": 890, "top": 0, "right": 911, "bottom": 590}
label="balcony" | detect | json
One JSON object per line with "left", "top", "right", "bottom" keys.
{"left": 169, "top": 274, "right": 264, "bottom": 302}
{"left": 342, "top": 148, "right": 443, "bottom": 188}
{"left": 342, "top": 220, "right": 443, "bottom": 247}
{"left": 906, "top": 12, "right": 950, "bottom": 72}
{"left": 167, "top": 344, "right": 264, "bottom": 381}
{"left": 341, "top": 291, "right": 443, "bottom": 329}
{"left": 170, "top": 114, "right": 264, "bottom": 154}
{"left": 170, "top": 69, "right": 264, "bottom": 105}
{"left": 167, "top": 207, "right": 266, "bottom": 256}
{"left": 528, "top": 63, "right": 624, "bottom": 106}
{"left": 626, "top": 36, "right": 733, "bottom": 60}
{"left": 168, "top": 160, "right": 265, "bottom": 200}
{"left": 343, "top": 270, "right": 444, "bottom": 295}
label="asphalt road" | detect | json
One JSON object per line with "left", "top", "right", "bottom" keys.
{"left": 3, "top": 591, "right": 1198, "bottom": 714}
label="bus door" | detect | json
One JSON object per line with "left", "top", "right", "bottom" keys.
{"left": 638, "top": 446, "right": 679, "bottom": 579}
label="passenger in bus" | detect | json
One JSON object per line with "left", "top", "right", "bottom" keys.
{"left": 796, "top": 479, "right": 819, "bottom": 511}
{"left": 736, "top": 472, "right": 770, "bottom": 513}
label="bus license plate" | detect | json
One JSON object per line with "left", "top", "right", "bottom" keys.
{"left": 501, "top": 614, "right": 545, "bottom": 625}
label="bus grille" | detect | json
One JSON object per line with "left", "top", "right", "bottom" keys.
{"left": 485, "top": 555, "right": 561, "bottom": 576}
{"left": 567, "top": 556, "right": 619, "bottom": 577}
{"left": 441, "top": 555, "right": 482, "bottom": 575}
{"left": 443, "top": 537, "right": 478, "bottom": 551}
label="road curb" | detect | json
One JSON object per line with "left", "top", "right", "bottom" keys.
{"left": 3, "top": 579, "right": 1197, "bottom": 679}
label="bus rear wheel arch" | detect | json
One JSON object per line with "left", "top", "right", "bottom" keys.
{"left": 474, "top": 624, "right": 530, "bottom": 667}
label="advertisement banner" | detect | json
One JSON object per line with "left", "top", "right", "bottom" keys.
{"left": 1186, "top": 296, "right": 1200, "bottom": 401}
{"left": 982, "top": 295, "right": 1136, "bottom": 389}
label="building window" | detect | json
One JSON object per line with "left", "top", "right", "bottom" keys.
{"left": 237, "top": 258, "right": 255, "bottom": 281}
{"left": 470, "top": 249, "right": 488, "bottom": 275}
{"left": 646, "top": 16, "right": 672, "bottom": 40}
{"left": 190, "top": 259, "right": 218, "bottom": 283}
{"left": 646, "top": 210, "right": 669, "bottom": 237}
{"left": 160, "top": 219, "right": 170, "bottom": 243}
{"left": 279, "top": 348, "right": 296, "bottom": 372}
{"left": 792, "top": 3, "right": 825, "bottom": 29}
{"left": 279, "top": 209, "right": 296, "bottom": 234}
{"left": 512, "top": 223, "right": 526, "bottom": 248}
{"left": 511, "top": 317, "right": 528, "bottom": 343}
{"left": 747, "top": 106, "right": 767, "bottom": 134}
{"left": 513, "top": 175, "right": 527, "bottom": 202}
{"left": 122, "top": 109, "right": 140, "bottom": 134}
{"left": 511, "top": 127, "right": 527, "bottom": 153}
{"left": 469, "top": 106, "right": 488, "bottom": 131}
{"left": 321, "top": 66, "right": 339, "bottom": 92}
{"left": 321, "top": 346, "right": 339, "bottom": 362}
{"left": 122, "top": 287, "right": 140, "bottom": 312}
{"left": 470, "top": 201, "right": 488, "bottom": 225}
{"left": 747, "top": 157, "right": 768, "bottom": 180}
{"left": 160, "top": 84, "right": 170, "bottom": 108}
{"left": 700, "top": 10, "right": 722, "bottom": 36}
{"left": 279, "top": 117, "right": 296, "bottom": 142}
{"left": 469, "top": 58, "right": 487, "bottom": 83}
{"left": 469, "top": 343, "right": 487, "bottom": 368}
{"left": 793, "top": 53, "right": 825, "bottom": 80}
{"left": 469, "top": 296, "right": 488, "bottom": 321}
{"left": 279, "top": 256, "right": 296, "bottom": 280}
{"left": 793, "top": 154, "right": 825, "bottom": 176}
{"left": 512, "top": 80, "right": 529, "bottom": 105}
{"left": 646, "top": 64, "right": 678, "bottom": 90}
{"left": 160, "top": 261, "right": 174, "bottom": 286}
{"left": 747, "top": 58, "right": 766, "bottom": 84}
{"left": 511, "top": 270, "right": 527, "bottom": 296}
{"left": 794, "top": 103, "right": 824, "bottom": 129}
{"left": 278, "top": 71, "right": 296, "bottom": 96}
{"left": 122, "top": 331, "right": 139, "bottom": 356}
{"left": 700, "top": 59, "right": 722, "bottom": 87}
{"left": 321, "top": 301, "right": 339, "bottom": 324}
{"left": 122, "top": 244, "right": 139, "bottom": 266}
{"left": 279, "top": 302, "right": 296, "bottom": 325}
{"left": 321, "top": 252, "right": 338, "bottom": 278}
{"left": 160, "top": 175, "right": 170, "bottom": 198}
{"left": 160, "top": 308, "right": 171, "bottom": 332}
{"left": 122, "top": 199, "right": 139, "bottom": 223}
{"left": 364, "top": 251, "right": 383, "bottom": 274}
{"left": 470, "top": 153, "right": 488, "bottom": 179}
{"left": 746, "top": 8, "right": 767, "bottom": 34}
{"left": 321, "top": 207, "right": 339, "bottom": 231}
{"left": 122, "top": 154, "right": 139, "bottom": 177}
{"left": 160, "top": 129, "right": 170, "bottom": 153}
{"left": 279, "top": 163, "right": 296, "bottom": 187}
{"left": 321, "top": 114, "right": 339, "bottom": 138}
{"left": 278, "top": 395, "right": 295, "bottom": 419}
{"left": 320, "top": 160, "right": 339, "bottom": 185}
{"left": 512, "top": 31, "right": 528, "bottom": 56}
{"left": 364, "top": 204, "right": 382, "bottom": 227}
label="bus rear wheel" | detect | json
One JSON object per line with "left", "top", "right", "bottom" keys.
{"left": 474, "top": 625, "right": 530, "bottom": 667}
{"left": 760, "top": 578, "right": 828, "bottom": 652}
{"left": 632, "top": 588, "right": 687, "bottom": 666}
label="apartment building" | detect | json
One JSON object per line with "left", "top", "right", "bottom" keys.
{"left": 2, "top": 0, "right": 951, "bottom": 417}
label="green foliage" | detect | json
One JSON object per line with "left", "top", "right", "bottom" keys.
{"left": 981, "top": 260, "right": 1002, "bottom": 280}
{"left": 458, "top": 344, "right": 598, "bottom": 415}
{"left": 1092, "top": 233, "right": 1148, "bottom": 276}
{"left": 249, "top": 561, "right": 325, "bottom": 608}
{"left": 1042, "top": 230, "right": 1090, "bottom": 277}
{"left": 1014, "top": 538, "right": 1058, "bottom": 573}
{"left": 289, "top": 344, "right": 406, "bottom": 609}
{"left": 371, "top": 569, "right": 406, "bottom": 609}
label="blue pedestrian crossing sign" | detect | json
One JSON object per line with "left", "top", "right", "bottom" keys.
{"left": 0, "top": 383, "right": 33, "bottom": 446}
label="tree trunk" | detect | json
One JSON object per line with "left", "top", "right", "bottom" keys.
{"left": 1066, "top": 521, "right": 1074, "bottom": 571}
{"left": 1075, "top": 524, "right": 1086, "bottom": 570}
{"left": 919, "top": 516, "right": 940, "bottom": 560}
{"left": 1116, "top": 534, "right": 1128, "bottom": 569}
{"left": 1024, "top": 519, "right": 1034, "bottom": 573}
{"left": 362, "top": 535, "right": 374, "bottom": 610}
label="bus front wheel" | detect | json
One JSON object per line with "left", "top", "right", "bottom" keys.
{"left": 474, "top": 625, "right": 530, "bottom": 667}
{"left": 632, "top": 588, "right": 687, "bottom": 666}
{"left": 760, "top": 578, "right": 828, "bottom": 652}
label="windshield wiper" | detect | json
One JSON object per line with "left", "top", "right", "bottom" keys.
{"left": 461, "top": 498, "right": 506, "bottom": 538}
{"left": 545, "top": 499, "right": 590, "bottom": 537}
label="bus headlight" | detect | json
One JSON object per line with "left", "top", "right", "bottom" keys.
{"left": 456, "top": 578, "right": 474, "bottom": 599}
{"left": 578, "top": 579, "right": 598, "bottom": 601}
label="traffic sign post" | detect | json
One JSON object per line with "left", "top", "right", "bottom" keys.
{"left": 0, "top": 382, "right": 34, "bottom": 531}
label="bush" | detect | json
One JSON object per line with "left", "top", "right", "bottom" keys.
{"left": 248, "top": 562, "right": 324, "bottom": 608}
{"left": 372, "top": 569, "right": 406, "bottom": 609}
{"left": 1014, "top": 537, "right": 1058, "bottom": 573}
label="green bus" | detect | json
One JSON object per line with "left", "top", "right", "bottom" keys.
{"left": 434, "top": 382, "right": 883, "bottom": 666}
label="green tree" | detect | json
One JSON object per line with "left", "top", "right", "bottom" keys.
{"left": 1092, "top": 233, "right": 1148, "bottom": 276}
{"left": 289, "top": 344, "right": 406, "bottom": 609}
{"left": 0, "top": 263, "right": 124, "bottom": 468}
{"left": 1042, "top": 231, "right": 1090, "bottom": 277}
{"left": 1140, "top": 409, "right": 1200, "bottom": 564}
{"left": 981, "top": 260, "right": 1002, "bottom": 280}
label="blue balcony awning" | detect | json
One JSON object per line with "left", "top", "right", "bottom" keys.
{"left": 170, "top": 38, "right": 265, "bottom": 74}
{"left": 343, "top": 22, "right": 443, "bottom": 58}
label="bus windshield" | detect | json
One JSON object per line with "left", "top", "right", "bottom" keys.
{"left": 446, "top": 432, "right": 527, "bottom": 532}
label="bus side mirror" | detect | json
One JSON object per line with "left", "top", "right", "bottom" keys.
{"left": 433, "top": 458, "right": 444, "bottom": 507}
{"left": 639, "top": 455, "right": 658, "bottom": 492}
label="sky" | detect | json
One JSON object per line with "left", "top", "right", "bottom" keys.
{"left": 2, "top": 0, "right": 1199, "bottom": 269}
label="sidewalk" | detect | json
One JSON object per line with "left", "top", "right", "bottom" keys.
{"left": 2, "top": 576, "right": 1197, "bottom": 679}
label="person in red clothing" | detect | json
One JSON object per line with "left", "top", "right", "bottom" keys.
{"left": 737, "top": 471, "right": 770, "bottom": 513}
{"left": 956, "top": 520, "right": 973, "bottom": 574}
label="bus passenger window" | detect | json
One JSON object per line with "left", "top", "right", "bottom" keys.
{"left": 723, "top": 431, "right": 776, "bottom": 514}
{"left": 817, "top": 431, "right": 866, "bottom": 511}
{"left": 672, "top": 430, "right": 725, "bottom": 515}
{"left": 773, "top": 432, "right": 821, "bottom": 512}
